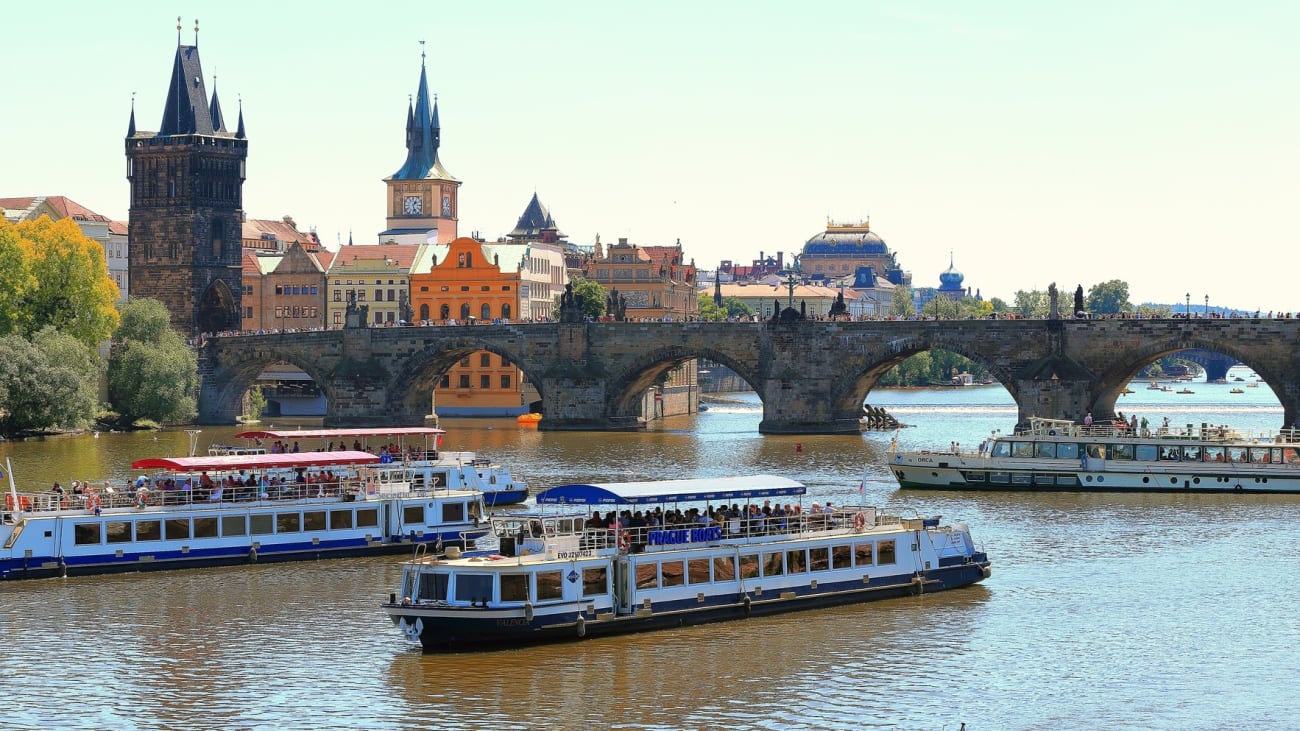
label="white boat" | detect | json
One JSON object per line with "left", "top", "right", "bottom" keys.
{"left": 888, "top": 418, "right": 1300, "bottom": 494}
{"left": 0, "top": 450, "right": 489, "bottom": 580}
{"left": 382, "top": 475, "right": 991, "bottom": 652}
{"left": 229, "top": 427, "right": 528, "bottom": 506}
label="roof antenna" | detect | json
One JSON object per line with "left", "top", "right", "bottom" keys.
{"left": 194, "top": 18, "right": 200, "bottom": 47}
{"left": 176, "top": 16, "right": 182, "bottom": 45}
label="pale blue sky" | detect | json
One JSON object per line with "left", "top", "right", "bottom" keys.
{"left": 4, "top": 1, "right": 1296, "bottom": 310}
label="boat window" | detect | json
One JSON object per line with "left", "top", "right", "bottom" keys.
{"left": 73, "top": 523, "right": 101, "bottom": 545}
{"left": 137, "top": 520, "right": 162, "bottom": 541}
{"left": 1034, "top": 442, "right": 1055, "bottom": 458}
{"left": 635, "top": 563, "right": 659, "bottom": 589}
{"left": 329, "top": 510, "right": 353, "bottom": 530}
{"left": 536, "top": 571, "right": 563, "bottom": 600}
{"left": 1159, "top": 446, "right": 1181, "bottom": 461}
{"left": 853, "top": 542, "right": 873, "bottom": 566}
{"left": 1110, "top": 443, "right": 1134, "bottom": 460}
{"left": 1204, "top": 447, "right": 1226, "bottom": 463}
{"left": 809, "top": 546, "right": 829, "bottom": 571}
{"left": 762, "top": 551, "right": 784, "bottom": 576}
{"left": 877, "top": 540, "right": 897, "bottom": 565}
{"left": 1182, "top": 446, "right": 1202, "bottom": 462}
{"left": 662, "top": 560, "right": 685, "bottom": 587}
{"left": 738, "top": 554, "right": 760, "bottom": 579}
{"left": 990, "top": 441, "right": 1011, "bottom": 457}
{"left": 786, "top": 549, "right": 807, "bottom": 574}
{"left": 1282, "top": 448, "right": 1300, "bottom": 464}
{"left": 1250, "top": 448, "right": 1273, "bottom": 463}
{"left": 1086, "top": 444, "right": 1106, "bottom": 459}
{"left": 442, "top": 502, "right": 466, "bottom": 523}
{"left": 1135, "top": 445, "right": 1159, "bottom": 461}
{"left": 403, "top": 506, "right": 424, "bottom": 524}
{"left": 251, "top": 514, "right": 274, "bottom": 534}
{"left": 687, "top": 558, "right": 711, "bottom": 584}
{"left": 582, "top": 566, "right": 608, "bottom": 596}
{"left": 221, "top": 515, "right": 246, "bottom": 537}
{"left": 165, "top": 518, "right": 191, "bottom": 540}
{"left": 357, "top": 509, "right": 379, "bottom": 528}
{"left": 193, "top": 517, "right": 218, "bottom": 539}
{"left": 418, "top": 571, "right": 450, "bottom": 602}
{"left": 455, "top": 573, "right": 493, "bottom": 603}
{"left": 831, "top": 544, "right": 852, "bottom": 569}
{"left": 277, "top": 513, "right": 301, "bottom": 533}
{"left": 500, "top": 574, "right": 529, "bottom": 602}
{"left": 712, "top": 556, "right": 735, "bottom": 581}
{"left": 1012, "top": 442, "right": 1034, "bottom": 458}
{"left": 1056, "top": 443, "right": 1080, "bottom": 459}
{"left": 1227, "top": 447, "right": 1248, "bottom": 463}
{"left": 303, "top": 511, "right": 326, "bottom": 531}
{"left": 105, "top": 521, "right": 131, "bottom": 544}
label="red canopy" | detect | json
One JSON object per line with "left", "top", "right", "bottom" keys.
{"left": 132, "top": 450, "right": 382, "bottom": 472}
{"left": 231, "top": 428, "right": 444, "bottom": 441}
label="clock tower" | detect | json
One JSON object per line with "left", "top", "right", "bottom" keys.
{"left": 382, "top": 49, "right": 460, "bottom": 244}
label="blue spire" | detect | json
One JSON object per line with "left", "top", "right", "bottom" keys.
{"left": 392, "top": 50, "right": 439, "bottom": 180}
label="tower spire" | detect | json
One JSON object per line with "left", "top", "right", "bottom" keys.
{"left": 391, "top": 45, "right": 441, "bottom": 180}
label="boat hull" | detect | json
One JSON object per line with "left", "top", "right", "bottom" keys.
{"left": 481, "top": 488, "right": 528, "bottom": 507}
{"left": 386, "top": 559, "right": 989, "bottom": 652}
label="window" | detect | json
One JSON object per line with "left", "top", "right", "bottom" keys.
{"left": 582, "top": 566, "right": 608, "bottom": 596}
{"left": 763, "top": 552, "right": 784, "bottom": 576}
{"left": 458, "top": 375, "right": 470, "bottom": 388}
{"left": 420, "top": 304, "right": 429, "bottom": 320}
{"left": 418, "top": 572, "right": 450, "bottom": 602}
{"left": 481, "top": 303, "right": 491, "bottom": 321}
{"left": 441, "top": 502, "right": 466, "bottom": 523}
{"left": 277, "top": 513, "right": 302, "bottom": 533}
{"left": 357, "top": 509, "right": 378, "bottom": 528}
{"left": 661, "top": 560, "right": 685, "bottom": 587}
{"left": 455, "top": 574, "right": 493, "bottom": 603}
{"left": 480, "top": 375, "right": 491, "bottom": 389}
{"left": 500, "top": 374, "right": 511, "bottom": 389}
{"left": 74, "top": 523, "right": 101, "bottom": 545}
{"left": 501, "top": 574, "right": 530, "bottom": 601}
{"left": 137, "top": 520, "right": 163, "bottom": 541}
{"left": 461, "top": 303, "right": 470, "bottom": 320}
{"left": 250, "top": 514, "right": 274, "bottom": 535}
{"left": 877, "top": 540, "right": 896, "bottom": 565}
{"left": 460, "top": 356, "right": 470, "bottom": 367}
{"left": 536, "top": 570, "right": 563, "bottom": 600}
{"left": 374, "top": 289, "right": 382, "bottom": 302}
{"left": 165, "top": 518, "right": 190, "bottom": 540}
{"left": 388, "top": 289, "right": 395, "bottom": 302}
{"left": 303, "top": 511, "right": 326, "bottom": 531}
{"left": 635, "top": 562, "right": 659, "bottom": 589}
{"left": 222, "top": 515, "right": 246, "bottom": 536}
{"left": 440, "top": 304, "right": 450, "bottom": 320}
{"left": 106, "top": 521, "right": 132, "bottom": 544}
{"left": 810, "top": 546, "right": 829, "bottom": 571}
{"left": 329, "top": 510, "right": 353, "bottom": 530}
{"left": 501, "top": 303, "right": 511, "bottom": 319}
{"left": 403, "top": 506, "right": 424, "bottom": 524}
{"left": 739, "top": 553, "right": 759, "bottom": 579}
{"left": 194, "top": 517, "right": 218, "bottom": 539}
{"left": 713, "top": 556, "right": 735, "bottom": 581}
{"left": 787, "top": 549, "right": 807, "bottom": 574}
{"left": 480, "top": 353, "right": 491, "bottom": 367}
{"left": 373, "top": 312, "right": 382, "bottom": 325}
{"left": 501, "top": 355, "right": 511, "bottom": 367}
{"left": 687, "top": 558, "right": 711, "bottom": 584}
{"left": 439, "top": 374, "right": 450, "bottom": 388}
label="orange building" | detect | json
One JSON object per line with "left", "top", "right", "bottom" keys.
{"left": 410, "top": 237, "right": 528, "bottom": 415}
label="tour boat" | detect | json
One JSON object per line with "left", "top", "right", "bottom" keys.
{"left": 0, "top": 450, "right": 489, "bottom": 580}
{"left": 229, "top": 427, "right": 528, "bottom": 506}
{"left": 381, "top": 475, "right": 991, "bottom": 652}
{"left": 888, "top": 418, "right": 1300, "bottom": 494}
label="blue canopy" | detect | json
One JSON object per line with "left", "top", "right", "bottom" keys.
{"left": 535, "top": 475, "right": 806, "bottom": 505}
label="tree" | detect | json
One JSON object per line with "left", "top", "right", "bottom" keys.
{"left": 552, "top": 277, "right": 607, "bottom": 320}
{"left": 988, "top": 297, "right": 1009, "bottom": 314}
{"left": 1012, "top": 289, "right": 1048, "bottom": 318}
{"left": 889, "top": 285, "right": 915, "bottom": 317}
{"left": 0, "top": 328, "right": 99, "bottom": 434}
{"left": 698, "top": 294, "right": 756, "bottom": 321}
{"left": 107, "top": 298, "right": 198, "bottom": 425}
{"left": 244, "top": 385, "right": 266, "bottom": 422}
{"left": 0, "top": 220, "right": 35, "bottom": 337}
{"left": 1086, "top": 280, "right": 1132, "bottom": 314}
{"left": 16, "top": 216, "right": 119, "bottom": 347}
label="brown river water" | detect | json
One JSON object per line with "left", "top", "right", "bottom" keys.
{"left": 1, "top": 382, "right": 1297, "bottom": 730}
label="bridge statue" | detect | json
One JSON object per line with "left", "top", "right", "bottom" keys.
{"left": 559, "top": 282, "right": 585, "bottom": 323}
{"left": 1048, "top": 283, "right": 1059, "bottom": 320}
{"left": 344, "top": 291, "right": 369, "bottom": 329}
{"left": 607, "top": 288, "right": 628, "bottom": 322}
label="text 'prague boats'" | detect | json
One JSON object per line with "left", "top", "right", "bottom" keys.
{"left": 0, "top": 448, "right": 489, "bottom": 580}
{"left": 224, "top": 427, "right": 528, "bottom": 506}
{"left": 382, "top": 475, "right": 990, "bottom": 652}
{"left": 889, "top": 417, "right": 1300, "bottom": 493}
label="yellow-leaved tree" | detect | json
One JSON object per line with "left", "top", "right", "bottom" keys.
{"left": 0, "top": 219, "right": 36, "bottom": 337}
{"left": 15, "top": 216, "right": 120, "bottom": 347}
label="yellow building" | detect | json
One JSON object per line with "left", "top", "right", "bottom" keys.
{"left": 325, "top": 243, "right": 420, "bottom": 328}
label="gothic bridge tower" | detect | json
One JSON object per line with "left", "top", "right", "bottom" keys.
{"left": 126, "top": 20, "right": 247, "bottom": 336}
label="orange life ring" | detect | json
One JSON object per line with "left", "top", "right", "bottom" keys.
{"left": 86, "top": 494, "right": 102, "bottom": 511}
{"left": 853, "top": 512, "right": 867, "bottom": 531}
{"left": 617, "top": 531, "right": 631, "bottom": 552}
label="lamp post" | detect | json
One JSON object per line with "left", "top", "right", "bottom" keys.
{"left": 1205, "top": 294, "right": 1209, "bottom": 319}
{"left": 1185, "top": 293, "right": 1190, "bottom": 317}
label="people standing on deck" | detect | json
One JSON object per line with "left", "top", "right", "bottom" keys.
{"left": 1084, "top": 413, "right": 1093, "bottom": 426}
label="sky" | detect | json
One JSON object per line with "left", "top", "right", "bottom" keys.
{"left": 4, "top": 1, "right": 1296, "bottom": 311}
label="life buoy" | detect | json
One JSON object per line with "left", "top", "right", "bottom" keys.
{"left": 1047, "top": 429, "right": 1059, "bottom": 436}
{"left": 617, "top": 531, "right": 631, "bottom": 552}
{"left": 853, "top": 512, "right": 867, "bottom": 531}
{"left": 86, "top": 494, "right": 102, "bottom": 512}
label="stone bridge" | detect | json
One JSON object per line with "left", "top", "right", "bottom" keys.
{"left": 197, "top": 319, "right": 1300, "bottom": 434}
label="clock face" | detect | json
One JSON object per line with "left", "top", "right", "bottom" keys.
{"left": 404, "top": 195, "right": 422, "bottom": 215}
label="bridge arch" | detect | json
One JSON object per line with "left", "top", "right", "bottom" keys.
{"left": 606, "top": 346, "right": 761, "bottom": 421}
{"left": 206, "top": 346, "right": 336, "bottom": 423}
{"left": 385, "top": 336, "right": 534, "bottom": 419}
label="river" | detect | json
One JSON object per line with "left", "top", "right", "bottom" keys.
{"left": 1, "top": 367, "right": 1296, "bottom": 730}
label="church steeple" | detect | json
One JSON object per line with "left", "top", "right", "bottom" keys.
{"left": 392, "top": 47, "right": 440, "bottom": 180}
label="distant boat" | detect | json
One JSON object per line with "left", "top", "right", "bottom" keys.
{"left": 1247, "top": 381, "right": 1260, "bottom": 388}
{"left": 1230, "top": 388, "right": 1245, "bottom": 394}
{"left": 1177, "top": 388, "right": 1195, "bottom": 394}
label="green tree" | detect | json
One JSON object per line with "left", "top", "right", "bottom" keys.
{"left": 1086, "top": 279, "right": 1132, "bottom": 314}
{"left": 553, "top": 277, "right": 607, "bottom": 320}
{"left": 0, "top": 220, "right": 35, "bottom": 337}
{"left": 889, "top": 285, "right": 915, "bottom": 317}
{"left": 988, "top": 297, "right": 1009, "bottom": 313}
{"left": 698, "top": 293, "right": 755, "bottom": 321}
{"left": 244, "top": 385, "right": 266, "bottom": 422}
{"left": 0, "top": 328, "right": 99, "bottom": 434}
{"left": 1012, "top": 289, "right": 1048, "bottom": 318}
{"left": 107, "top": 298, "right": 198, "bottom": 425}
{"left": 17, "top": 216, "right": 119, "bottom": 347}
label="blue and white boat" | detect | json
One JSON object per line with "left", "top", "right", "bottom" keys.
{"left": 382, "top": 475, "right": 991, "bottom": 652}
{"left": 229, "top": 427, "right": 528, "bottom": 506}
{"left": 0, "top": 450, "right": 488, "bottom": 580}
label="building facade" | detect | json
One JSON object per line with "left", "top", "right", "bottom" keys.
{"left": 584, "top": 238, "right": 698, "bottom": 320}
{"left": 799, "top": 220, "right": 909, "bottom": 287}
{"left": 126, "top": 33, "right": 247, "bottom": 336}
{"left": 0, "top": 195, "right": 126, "bottom": 302}
{"left": 326, "top": 244, "right": 420, "bottom": 328}
{"left": 379, "top": 54, "right": 460, "bottom": 245}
